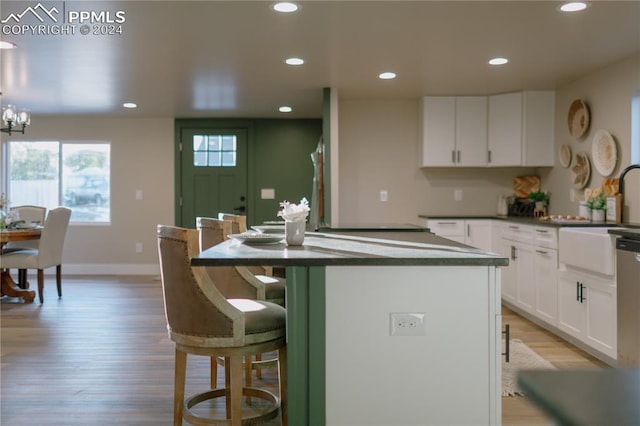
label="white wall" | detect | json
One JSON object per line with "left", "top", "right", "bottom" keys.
{"left": 2, "top": 116, "right": 174, "bottom": 274}
{"left": 540, "top": 53, "right": 640, "bottom": 222}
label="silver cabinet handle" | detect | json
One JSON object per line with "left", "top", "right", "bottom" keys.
{"left": 488, "top": 150, "right": 492, "bottom": 163}
{"left": 535, "top": 229, "right": 549, "bottom": 234}
{"left": 451, "top": 150, "right": 456, "bottom": 164}
{"left": 457, "top": 150, "right": 461, "bottom": 163}
{"left": 536, "top": 249, "right": 548, "bottom": 255}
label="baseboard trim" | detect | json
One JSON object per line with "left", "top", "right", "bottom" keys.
{"left": 23, "top": 264, "right": 160, "bottom": 276}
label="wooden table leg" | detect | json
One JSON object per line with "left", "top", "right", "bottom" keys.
{"left": 1, "top": 270, "right": 35, "bottom": 303}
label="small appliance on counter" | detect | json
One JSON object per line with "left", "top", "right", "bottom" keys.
{"left": 508, "top": 197, "right": 535, "bottom": 217}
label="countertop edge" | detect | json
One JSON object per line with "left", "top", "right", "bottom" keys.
{"left": 420, "top": 214, "right": 640, "bottom": 228}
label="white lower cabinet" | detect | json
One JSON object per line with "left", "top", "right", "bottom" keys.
{"left": 557, "top": 270, "right": 617, "bottom": 359}
{"left": 426, "top": 219, "right": 493, "bottom": 251}
{"left": 534, "top": 247, "right": 558, "bottom": 324}
{"left": 501, "top": 223, "right": 558, "bottom": 326}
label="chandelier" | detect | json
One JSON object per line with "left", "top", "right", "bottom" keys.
{"left": 1, "top": 105, "right": 31, "bottom": 135}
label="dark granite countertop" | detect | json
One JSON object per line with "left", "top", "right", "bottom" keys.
{"left": 517, "top": 369, "right": 640, "bottom": 426}
{"left": 608, "top": 227, "right": 640, "bottom": 241}
{"left": 420, "top": 214, "right": 640, "bottom": 229}
{"left": 192, "top": 231, "right": 508, "bottom": 268}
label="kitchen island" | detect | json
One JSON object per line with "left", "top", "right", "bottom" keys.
{"left": 192, "top": 231, "right": 508, "bottom": 425}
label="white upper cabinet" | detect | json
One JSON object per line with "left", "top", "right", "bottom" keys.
{"left": 488, "top": 92, "right": 523, "bottom": 166}
{"left": 522, "top": 91, "right": 555, "bottom": 167}
{"left": 422, "top": 96, "right": 487, "bottom": 167}
{"left": 487, "top": 91, "right": 555, "bottom": 167}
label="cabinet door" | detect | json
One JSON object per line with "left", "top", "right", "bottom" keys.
{"left": 488, "top": 92, "right": 522, "bottom": 166}
{"left": 557, "top": 273, "right": 585, "bottom": 339}
{"left": 515, "top": 243, "right": 535, "bottom": 314}
{"left": 522, "top": 91, "right": 555, "bottom": 167}
{"left": 422, "top": 97, "right": 456, "bottom": 166}
{"left": 466, "top": 220, "right": 493, "bottom": 252}
{"left": 534, "top": 247, "right": 557, "bottom": 326}
{"left": 499, "top": 240, "right": 517, "bottom": 303}
{"left": 584, "top": 282, "right": 617, "bottom": 358}
{"left": 456, "top": 96, "right": 488, "bottom": 167}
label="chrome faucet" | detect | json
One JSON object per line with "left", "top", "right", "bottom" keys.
{"left": 619, "top": 163, "right": 640, "bottom": 222}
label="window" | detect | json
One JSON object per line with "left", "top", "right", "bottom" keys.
{"left": 193, "top": 134, "right": 237, "bottom": 167}
{"left": 3, "top": 141, "right": 111, "bottom": 223}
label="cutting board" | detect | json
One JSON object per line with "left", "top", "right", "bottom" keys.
{"left": 513, "top": 176, "right": 541, "bottom": 197}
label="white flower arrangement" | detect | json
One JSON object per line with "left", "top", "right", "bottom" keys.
{"left": 277, "top": 197, "right": 310, "bottom": 222}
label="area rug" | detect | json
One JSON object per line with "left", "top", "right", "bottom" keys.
{"left": 503, "top": 339, "right": 555, "bottom": 396}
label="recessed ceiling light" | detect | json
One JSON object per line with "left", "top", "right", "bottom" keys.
{"left": 279, "top": 106, "right": 292, "bottom": 113}
{"left": 379, "top": 72, "right": 397, "bottom": 80}
{"left": 273, "top": 2, "right": 299, "bottom": 13}
{"left": 123, "top": 102, "right": 137, "bottom": 108}
{"left": 0, "top": 41, "right": 17, "bottom": 49}
{"left": 488, "top": 57, "right": 509, "bottom": 66}
{"left": 285, "top": 57, "right": 304, "bottom": 66}
{"left": 559, "top": 2, "right": 588, "bottom": 12}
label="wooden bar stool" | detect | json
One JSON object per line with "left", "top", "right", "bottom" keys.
{"left": 157, "top": 225, "right": 287, "bottom": 425}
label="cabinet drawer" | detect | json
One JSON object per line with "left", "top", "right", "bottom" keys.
{"left": 501, "top": 223, "right": 534, "bottom": 243}
{"left": 534, "top": 227, "right": 558, "bottom": 249}
{"left": 427, "top": 220, "right": 465, "bottom": 237}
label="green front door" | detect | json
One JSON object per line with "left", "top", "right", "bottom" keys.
{"left": 179, "top": 128, "right": 248, "bottom": 228}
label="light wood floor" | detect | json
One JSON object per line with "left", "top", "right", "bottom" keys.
{"left": 1, "top": 275, "right": 606, "bottom": 425}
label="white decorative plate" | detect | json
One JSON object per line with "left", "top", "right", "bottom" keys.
{"left": 567, "top": 99, "right": 590, "bottom": 138}
{"left": 228, "top": 233, "right": 284, "bottom": 245}
{"left": 591, "top": 129, "right": 617, "bottom": 177}
{"left": 571, "top": 152, "right": 591, "bottom": 189}
{"left": 251, "top": 225, "right": 285, "bottom": 234}
{"left": 559, "top": 144, "right": 572, "bottom": 168}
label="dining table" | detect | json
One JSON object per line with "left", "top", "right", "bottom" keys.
{"left": 0, "top": 228, "right": 41, "bottom": 303}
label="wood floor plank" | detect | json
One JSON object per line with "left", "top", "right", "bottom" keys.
{"left": 2, "top": 275, "right": 605, "bottom": 425}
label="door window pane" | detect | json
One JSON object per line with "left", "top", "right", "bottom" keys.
{"left": 193, "top": 134, "right": 237, "bottom": 167}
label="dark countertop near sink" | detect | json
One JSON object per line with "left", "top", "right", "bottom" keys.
{"left": 420, "top": 214, "right": 640, "bottom": 229}
{"left": 608, "top": 227, "right": 640, "bottom": 240}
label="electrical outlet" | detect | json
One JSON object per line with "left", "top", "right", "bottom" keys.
{"left": 454, "top": 189, "right": 463, "bottom": 201}
{"left": 135, "top": 243, "right": 143, "bottom": 253}
{"left": 380, "top": 190, "right": 388, "bottom": 202}
{"left": 389, "top": 312, "right": 426, "bottom": 336}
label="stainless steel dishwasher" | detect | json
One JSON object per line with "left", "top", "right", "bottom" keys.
{"left": 616, "top": 232, "right": 640, "bottom": 367}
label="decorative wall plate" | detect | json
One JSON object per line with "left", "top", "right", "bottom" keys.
{"left": 571, "top": 152, "right": 591, "bottom": 189}
{"left": 591, "top": 129, "right": 617, "bottom": 177}
{"left": 567, "top": 99, "right": 590, "bottom": 138}
{"left": 559, "top": 144, "right": 572, "bottom": 168}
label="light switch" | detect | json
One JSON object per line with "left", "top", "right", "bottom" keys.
{"left": 261, "top": 188, "right": 275, "bottom": 199}
{"left": 135, "top": 190, "right": 143, "bottom": 200}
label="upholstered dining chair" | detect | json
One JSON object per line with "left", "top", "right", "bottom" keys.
{"left": 4, "top": 205, "right": 48, "bottom": 287}
{"left": 157, "top": 225, "right": 288, "bottom": 426}
{"left": 0, "top": 207, "right": 71, "bottom": 303}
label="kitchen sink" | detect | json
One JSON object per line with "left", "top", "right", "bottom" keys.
{"left": 559, "top": 227, "right": 617, "bottom": 276}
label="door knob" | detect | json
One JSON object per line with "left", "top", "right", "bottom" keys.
{"left": 233, "top": 205, "right": 246, "bottom": 213}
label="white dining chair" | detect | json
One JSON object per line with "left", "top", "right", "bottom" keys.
{"left": 4, "top": 205, "right": 48, "bottom": 287}
{"left": 0, "top": 207, "right": 71, "bottom": 303}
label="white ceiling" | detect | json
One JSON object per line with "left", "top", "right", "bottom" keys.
{"left": 1, "top": 1, "right": 639, "bottom": 119}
